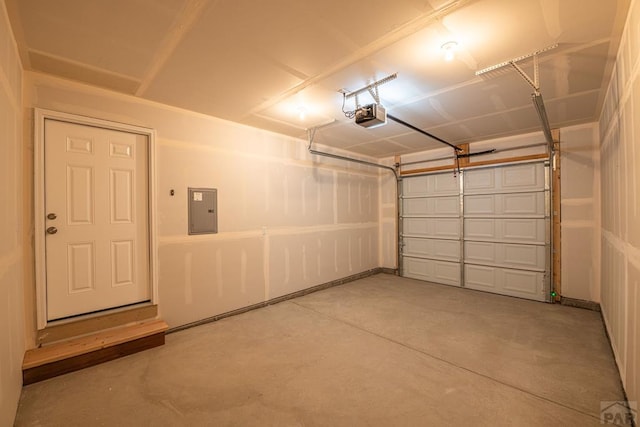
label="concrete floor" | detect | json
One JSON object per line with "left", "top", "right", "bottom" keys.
{"left": 15, "top": 274, "right": 624, "bottom": 426}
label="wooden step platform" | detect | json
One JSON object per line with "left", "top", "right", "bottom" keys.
{"left": 23, "top": 319, "right": 168, "bottom": 385}
{"left": 36, "top": 304, "right": 159, "bottom": 346}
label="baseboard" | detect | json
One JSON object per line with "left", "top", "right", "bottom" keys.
{"left": 560, "top": 297, "right": 601, "bottom": 312}
{"left": 167, "top": 268, "right": 384, "bottom": 334}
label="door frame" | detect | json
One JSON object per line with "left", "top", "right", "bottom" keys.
{"left": 34, "top": 108, "right": 159, "bottom": 330}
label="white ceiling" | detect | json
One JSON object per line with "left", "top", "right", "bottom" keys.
{"left": 6, "top": 0, "right": 630, "bottom": 157}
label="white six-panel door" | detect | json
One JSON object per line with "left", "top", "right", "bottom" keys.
{"left": 401, "top": 162, "right": 550, "bottom": 302}
{"left": 44, "top": 119, "right": 151, "bottom": 320}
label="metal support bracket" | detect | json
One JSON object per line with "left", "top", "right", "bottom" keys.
{"left": 344, "top": 73, "right": 398, "bottom": 102}
{"left": 475, "top": 44, "right": 557, "bottom": 153}
{"left": 510, "top": 60, "right": 539, "bottom": 94}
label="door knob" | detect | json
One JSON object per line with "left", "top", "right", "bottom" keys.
{"left": 46, "top": 227, "right": 58, "bottom": 235}
{"left": 47, "top": 213, "right": 57, "bottom": 220}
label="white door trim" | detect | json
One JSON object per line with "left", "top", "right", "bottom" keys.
{"left": 34, "top": 108, "right": 159, "bottom": 329}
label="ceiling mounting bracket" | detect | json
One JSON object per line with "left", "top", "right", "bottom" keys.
{"left": 367, "top": 85, "right": 381, "bottom": 104}
{"left": 475, "top": 44, "right": 558, "bottom": 77}
{"left": 307, "top": 127, "right": 317, "bottom": 150}
{"left": 344, "top": 73, "right": 398, "bottom": 103}
{"left": 475, "top": 44, "right": 558, "bottom": 153}
{"left": 510, "top": 55, "right": 540, "bottom": 94}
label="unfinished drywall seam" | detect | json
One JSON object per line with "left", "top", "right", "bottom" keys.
{"left": 263, "top": 231, "right": 270, "bottom": 302}
{"left": 333, "top": 171, "right": 338, "bottom": 224}
{"left": 158, "top": 138, "right": 381, "bottom": 178}
{"left": 184, "top": 252, "right": 193, "bottom": 305}
{"left": 0, "top": 72, "right": 18, "bottom": 110}
{"left": 157, "top": 223, "right": 379, "bottom": 244}
{"left": 135, "top": 0, "right": 211, "bottom": 96}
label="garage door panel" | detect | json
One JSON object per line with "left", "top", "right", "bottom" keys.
{"left": 465, "top": 163, "right": 545, "bottom": 194}
{"left": 404, "top": 177, "right": 429, "bottom": 197}
{"left": 462, "top": 194, "right": 493, "bottom": 215}
{"left": 464, "top": 218, "right": 546, "bottom": 244}
{"left": 465, "top": 241, "right": 546, "bottom": 271}
{"left": 465, "top": 265, "right": 544, "bottom": 301}
{"left": 403, "top": 196, "right": 459, "bottom": 216}
{"left": 463, "top": 264, "right": 496, "bottom": 290}
{"left": 431, "top": 219, "right": 459, "bottom": 239}
{"left": 501, "top": 164, "right": 544, "bottom": 191}
{"left": 404, "top": 217, "right": 460, "bottom": 239}
{"left": 503, "top": 219, "right": 547, "bottom": 243}
{"left": 502, "top": 244, "right": 546, "bottom": 270}
{"left": 403, "top": 173, "right": 458, "bottom": 197}
{"left": 464, "top": 192, "right": 545, "bottom": 217}
{"left": 502, "top": 192, "right": 544, "bottom": 216}
{"left": 403, "top": 238, "right": 460, "bottom": 261}
{"left": 464, "top": 168, "right": 494, "bottom": 192}
{"left": 435, "top": 197, "right": 460, "bottom": 216}
{"left": 464, "top": 241, "right": 495, "bottom": 263}
{"left": 435, "top": 262, "right": 462, "bottom": 285}
{"left": 401, "top": 162, "right": 549, "bottom": 302}
{"left": 434, "top": 173, "right": 459, "bottom": 194}
{"left": 403, "top": 257, "right": 460, "bottom": 286}
{"left": 464, "top": 218, "right": 495, "bottom": 240}
{"left": 502, "top": 269, "right": 543, "bottom": 296}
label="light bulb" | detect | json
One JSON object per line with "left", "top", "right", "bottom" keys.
{"left": 441, "top": 41, "right": 458, "bottom": 62}
{"left": 298, "top": 107, "right": 306, "bottom": 121}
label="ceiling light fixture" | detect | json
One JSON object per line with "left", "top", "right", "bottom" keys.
{"left": 441, "top": 41, "right": 458, "bottom": 61}
{"left": 297, "top": 106, "right": 306, "bottom": 121}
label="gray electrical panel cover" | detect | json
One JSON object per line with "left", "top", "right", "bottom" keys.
{"left": 188, "top": 188, "right": 218, "bottom": 235}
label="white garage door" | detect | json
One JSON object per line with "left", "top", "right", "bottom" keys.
{"left": 401, "top": 172, "right": 461, "bottom": 286}
{"left": 400, "top": 162, "right": 550, "bottom": 302}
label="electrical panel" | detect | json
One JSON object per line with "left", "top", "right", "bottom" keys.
{"left": 188, "top": 188, "right": 217, "bottom": 235}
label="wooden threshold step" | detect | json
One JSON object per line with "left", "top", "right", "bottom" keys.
{"left": 23, "top": 319, "right": 168, "bottom": 385}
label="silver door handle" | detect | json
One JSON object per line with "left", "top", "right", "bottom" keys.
{"left": 46, "top": 227, "right": 58, "bottom": 235}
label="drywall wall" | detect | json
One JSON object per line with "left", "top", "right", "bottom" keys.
{"left": 560, "top": 123, "right": 601, "bottom": 301}
{"left": 599, "top": 0, "right": 640, "bottom": 405}
{"left": 0, "top": 0, "right": 24, "bottom": 424}
{"left": 22, "top": 72, "right": 380, "bottom": 334}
